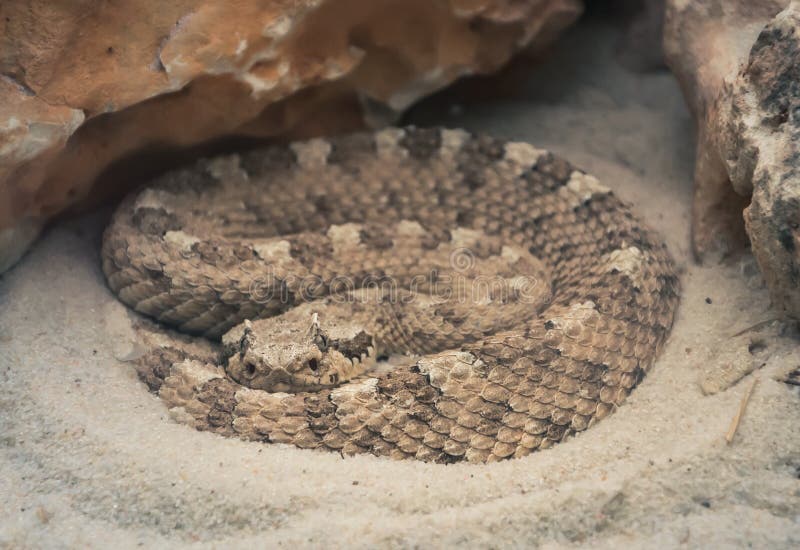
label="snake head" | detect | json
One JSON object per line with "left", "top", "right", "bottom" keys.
{"left": 222, "top": 305, "right": 375, "bottom": 392}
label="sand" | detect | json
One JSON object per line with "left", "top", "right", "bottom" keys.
{"left": 1, "top": 20, "right": 799, "bottom": 549}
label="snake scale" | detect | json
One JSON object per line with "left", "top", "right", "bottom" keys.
{"left": 102, "top": 127, "right": 679, "bottom": 463}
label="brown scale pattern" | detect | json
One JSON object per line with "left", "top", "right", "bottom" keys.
{"left": 102, "top": 127, "right": 679, "bottom": 463}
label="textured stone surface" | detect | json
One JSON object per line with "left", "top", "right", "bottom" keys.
{"left": 664, "top": 0, "right": 800, "bottom": 317}
{"left": 725, "top": 6, "right": 800, "bottom": 318}
{"left": 0, "top": 0, "right": 582, "bottom": 272}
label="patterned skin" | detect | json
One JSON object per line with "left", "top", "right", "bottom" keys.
{"left": 102, "top": 127, "right": 679, "bottom": 463}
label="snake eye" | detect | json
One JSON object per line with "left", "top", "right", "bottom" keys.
{"left": 245, "top": 360, "right": 257, "bottom": 376}
{"left": 307, "top": 358, "right": 319, "bottom": 371}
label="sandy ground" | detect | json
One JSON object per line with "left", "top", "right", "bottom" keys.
{"left": 1, "top": 20, "right": 799, "bottom": 549}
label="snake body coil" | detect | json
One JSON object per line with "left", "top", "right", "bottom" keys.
{"left": 102, "top": 127, "right": 679, "bottom": 463}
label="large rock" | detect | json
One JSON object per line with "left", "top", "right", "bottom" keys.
{"left": 725, "top": 7, "right": 800, "bottom": 318}
{"left": 0, "top": 0, "right": 582, "bottom": 272}
{"left": 664, "top": 0, "right": 800, "bottom": 317}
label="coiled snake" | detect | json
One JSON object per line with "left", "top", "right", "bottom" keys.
{"left": 102, "top": 127, "right": 679, "bottom": 463}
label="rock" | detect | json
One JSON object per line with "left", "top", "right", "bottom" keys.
{"left": 664, "top": 1, "right": 800, "bottom": 317}
{"left": 728, "top": 7, "right": 800, "bottom": 318}
{"left": 0, "top": 77, "right": 84, "bottom": 272}
{"left": 0, "top": 0, "right": 582, "bottom": 273}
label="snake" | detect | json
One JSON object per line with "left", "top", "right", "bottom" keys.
{"left": 102, "top": 127, "right": 679, "bottom": 463}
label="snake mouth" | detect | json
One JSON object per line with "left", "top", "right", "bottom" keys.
{"left": 287, "top": 339, "right": 377, "bottom": 390}
{"left": 225, "top": 338, "right": 377, "bottom": 392}
{"left": 219, "top": 307, "right": 380, "bottom": 392}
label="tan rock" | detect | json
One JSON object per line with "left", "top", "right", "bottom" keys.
{"left": 727, "top": 6, "right": 800, "bottom": 318}
{"left": 664, "top": 0, "right": 800, "bottom": 317}
{"left": 0, "top": 0, "right": 582, "bottom": 272}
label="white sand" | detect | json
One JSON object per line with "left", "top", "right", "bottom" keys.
{"left": 1, "top": 21, "right": 798, "bottom": 549}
